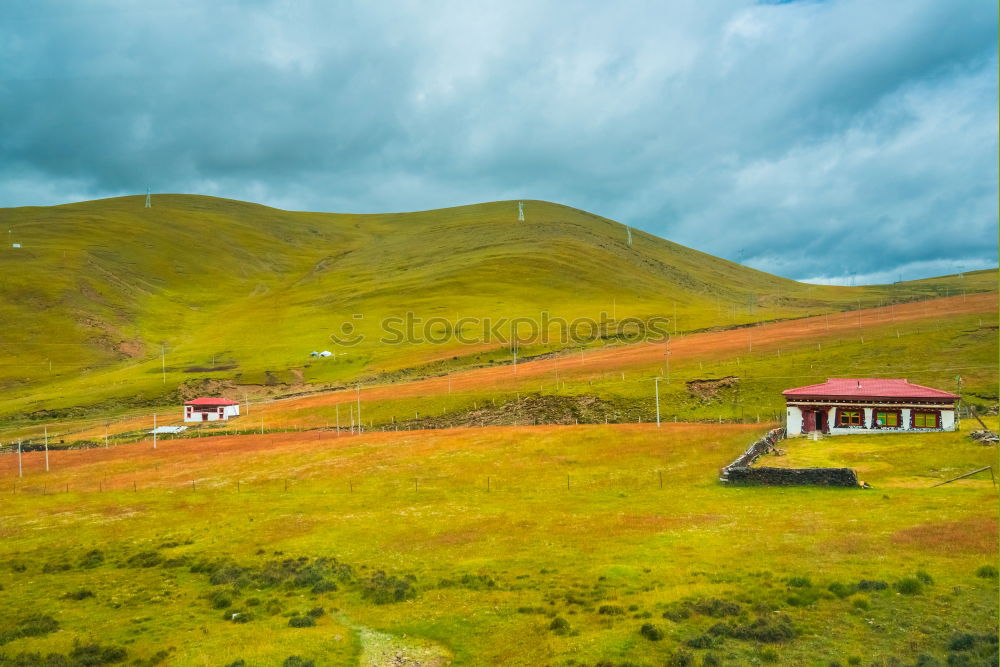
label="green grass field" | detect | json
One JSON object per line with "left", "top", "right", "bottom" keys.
{"left": 0, "top": 424, "right": 996, "bottom": 666}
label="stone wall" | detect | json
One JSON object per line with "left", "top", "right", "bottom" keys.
{"left": 720, "top": 427, "right": 860, "bottom": 488}
{"left": 724, "top": 466, "right": 859, "bottom": 486}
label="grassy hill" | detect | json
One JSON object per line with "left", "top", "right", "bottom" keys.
{"left": 0, "top": 194, "right": 994, "bottom": 427}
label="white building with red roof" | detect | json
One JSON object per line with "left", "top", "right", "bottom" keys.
{"left": 783, "top": 378, "right": 959, "bottom": 436}
{"left": 183, "top": 397, "right": 241, "bottom": 423}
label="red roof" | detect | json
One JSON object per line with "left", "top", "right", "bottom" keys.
{"left": 184, "top": 397, "right": 239, "bottom": 406}
{"left": 783, "top": 378, "right": 958, "bottom": 400}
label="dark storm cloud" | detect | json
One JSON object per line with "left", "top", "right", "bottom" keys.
{"left": 1, "top": 0, "right": 995, "bottom": 283}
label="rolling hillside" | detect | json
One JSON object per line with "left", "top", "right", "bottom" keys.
{"left": 0, "top": 194, "right": 995, "bottom": 425}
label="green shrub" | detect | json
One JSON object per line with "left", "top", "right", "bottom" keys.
{"left": 224, "top": 661, "right": 246, "bottom": 667}
{"left": 915, "top": 570, "right": 934, "bottom": 585}
{"left": 914, "top": 654, "right": 942, "bottom": 666}
{"left": 209, "top": 591, "right": 233, "bottom": 609}
{"left": 786, "top": 576, "right": 811, "bottom": 588}
{"left": 311, "top": 579, "right": 337, "bottom": 593}
{"left": 662, "top": 605, "right": 691, "bottom": 622}
{"left": 851, "top": 598, "right": 870, "bottom": 611}
{"left": 549, "top": 617, "right": 570, "bottom": 635}
{"left": 360, "top": 571, "right": 416, "bottom": 604}
{"left": 282, "top": 657, "right": 315, "bottom": 667}
{"left": 847, "top": 658, "right": 861, "bottom": 666}
{"left": 692, "top": 598, "right": 742, "bottom": 617}
{"left": 598, "top": 605, "right": 625, "bottom": 615}
{"left": 306, "top": 607, "right": 325, "bottom": 618}
{"left": 895, "top": 578, "right": 923, "bottom": 595}
{"left": 64, "top": 589, "right": 95, "bottom": 601}
{"left": 948, "top": 634, "right": 976, "bottom": 651}
{"left": 760, "top": 648, "right": 779, "bottom": 663}
{"left": 857, "top": 579, "right": 888, "bottom": 591}
{"left": 702, "top": 654, "right": 721, "bottom": 666}
{"left": 68, "top": 642, "right": 128, "bottom": 664}
{"left": 0, "top": 614, "right": 60, "bottom": 645}
{"left": 709, "top": 616, "right": 796, "bottom": 643}
{"left": 639, "top": 623, "right": 664, "bottom": 641}
{"left": 666, "top": 650, "right": 694, "bottom": 667}
{"left": 975, "top": 565, "right": 998, "bottom": 579}
{"left": 827, "top": 582, "right": 857, "bottom": 599}
{"left": 224, "top": 609, "right": 254, "bottom": 623}
{"left": 685, "top": 634, "right": 713, "bottom": 649}
{"left": 79, "top": 550, "right": 105, "bottom": 569}
{"left": 125, "top": 551, "right": 161, "bottom": 568}
{"left": 288, "top": 615, "right": 315, "bottom": 628}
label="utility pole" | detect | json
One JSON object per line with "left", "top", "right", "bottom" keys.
{"left": 153, "top": 413, "right": 157, "bottom": 449}
{"left": 44, "top": 426, "right": 49, "bottom": 472}
{"left": 17, "top": 440, "right": 23, "bottom": 478}
{"left": 654, "top": 377, "right": 661, "bottom": 427}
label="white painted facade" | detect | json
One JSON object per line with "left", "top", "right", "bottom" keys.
{"left": 184, "top": 403, "right": 240, "bottom": 423}
{"left": 786, "top": 401, "right": 955, "bottom": 436}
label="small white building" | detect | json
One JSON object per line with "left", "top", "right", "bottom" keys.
{"left": 784, "top": 378, "right": 958, "bottom": 436}
{"left": 184, "top": 397, "right": 240, "bottom": 423}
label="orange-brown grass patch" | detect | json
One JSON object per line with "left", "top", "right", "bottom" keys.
{"left": 891, "top": 515, "right": 999, "bottom": 554}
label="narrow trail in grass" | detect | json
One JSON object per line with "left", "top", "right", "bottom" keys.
{"left": 254, "top": 291, "right": 996, "bottom": 410}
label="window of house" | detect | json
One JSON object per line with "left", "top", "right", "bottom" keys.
{"left": 875, "top": 411, "right": 898, "bottom": 427}
{"left": 913, "top": 412, "right": 938, "bottom": 428}
{"left": 838, "top": 410, "right": 862, "bottom": 426}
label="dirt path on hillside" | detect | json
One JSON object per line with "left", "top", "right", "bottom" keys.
{"left": 46, "top": 292, "right": 997, "bottom": 439}
{"left": 253, "top": 292, "right": 997, "bottom": 414}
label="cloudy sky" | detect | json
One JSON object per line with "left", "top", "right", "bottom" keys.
{"left": 1, "top": 0, "right": 996, "bottom": 284}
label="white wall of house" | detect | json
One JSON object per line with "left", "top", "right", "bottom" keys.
{"left": 786, "top": 406, "right": 803, "bottom": 435}
{"left": 183, "top": 404, "right": 241, "bottom": 423}
{"left": 787, "top": 403, "right": 956, "bottom": 436}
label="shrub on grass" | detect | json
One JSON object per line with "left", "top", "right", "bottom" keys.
{"left": 759, "top": 648, "right": 779, "bottom": 663}
{"left": 79, "top": 550, "right": 104, "bottom": 569}
{"left": 895, "top": 578, "right": 923, "bottom": 595}
{"left": 549, "top": 617, "right": 570, "bottom": 635}
{"left": 224, "top": 661, "right": 246, "bottom": 667}
{"left": 282, "top": 657, "right": 315, "bottom": 667}
{"left": 785, "top": 589, "right": 820, "bottom": 607}
{"left": 224, "top": 610, "right": 254, "bottom": 623}
{"left": 69, "top": 642, "right": 127, "bottom": 664}
{"left": 685, "top": 635, "right": 713, "bottom": 649}
{"left": 915, "top": 570, "right": 934, "bottom": 586}
{"left": 306, "top": 607, "right": 324, "bottom": 618}
{"left": 948, "top": 634, "right": 976, "bottom": 651}
{"left": 851, "top": 598, "right": 870, "bottom": 611}
{"left": 914, "top": 654, "right": 942, "bottom": 666}
{"left": 847, "top": 658, "right": 861, "bottom": 666}
{"left": 662, "top": 605, "right": 691, "bottom": 622}
{"left": 710, "top": 616, "right": 796, "bottom": 643}
{"left": 692, "top": 598, "right": 741, "bottom": 617}
{"left": 64, "top": 589, "right": 95, "bottom": 601}
{"left": 597, "top": 605, "right": 625, "bottom": 616}
{"left": 311, "top": 579, "right": 337, "bottom": 593}
{"left": 639, "top": 623, "right": 664, "bottom": 641}
{"left": 288, "top": 615, "right": 315, "bottom": 628}
{"left": 42, "top": 561, "right": 71, "bottom": 574}
{"left": 665, "top": 649, "right": 694, "bottom": 667}
{"left": 827, "top": 582, "right": 857, "bottom": 599}
{"left": 857, "top": 579, "right": 888, "bottom": 591}
{"left": 786, "top": 576, "right": 811, "bottom": 588}
{"left": 125, "top": 551, "right": 162, "bottom": 568}
{"left": 975, "top": 565, "right": 998, "bottom": 579}
{"left": 360, "top": 571, "right": 416, "bottom": 605}
{"left": 0, "top": 615, "right": 60, "bottom": 645}
{"left": 701, "top": 654, "right": 721, "bottom": 666}
{"left": 209, "top": 591, "right": 233, "bottom": 609}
